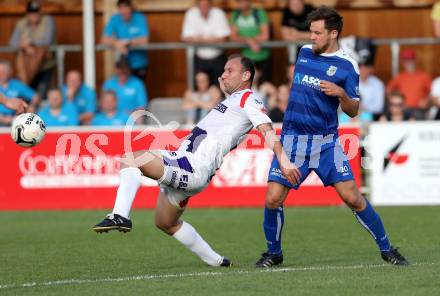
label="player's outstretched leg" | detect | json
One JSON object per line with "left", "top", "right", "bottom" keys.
{"left": 255, "top": 182, "right": 290, "bottom": 268}
{"left": 155, "top": 190, "right": 231, "bottom": 267}
{"left": 334, "top": 180, "right": 409, "bottom": 266}
{"left": 93, "top": 150, "right": 164, "bottom": 233}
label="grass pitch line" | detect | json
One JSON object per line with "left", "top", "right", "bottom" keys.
{"left": 0, "top": 262, "right": 436, "bottom": 290}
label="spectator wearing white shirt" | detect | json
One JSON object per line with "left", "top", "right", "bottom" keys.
{"left": 359, "top": 62, "right": 385, "bottom": 121}
{"left": 181, "top": 0, "right": 231, "bottom": 86}
{"left": 429, "top": 75, "right": 440, "bottom": 120}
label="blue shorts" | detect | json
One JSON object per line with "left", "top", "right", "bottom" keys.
{"left": 268, "top": 134, "right": 354, "bottom": 189}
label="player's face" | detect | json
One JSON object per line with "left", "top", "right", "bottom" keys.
{"left": 310, "top": 20, "right": 336, "bottom": 55}
{"left": 220, "top": 58, "right": 248, "bottom": 95}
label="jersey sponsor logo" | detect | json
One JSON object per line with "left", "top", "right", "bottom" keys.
{"left": 355, "top": 86, "right": 360, "bottom": 96}
{"left": 294, "top": 73, "right": 321, "bottom": 90}
{"left": 299, "top": 58, "right": 308, "bottom": 63}
{"left": 171, "top": 170, "right": 178, "bottom": 185}
{"left": 214, "top": 103, "right": 228, "bottom": 113}
{"left": 326, "top": 65, "right": 337, "bottom": 76}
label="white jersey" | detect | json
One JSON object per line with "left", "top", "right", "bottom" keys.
{"left": 180, "top": 89, "right": 272, "bottom": 176}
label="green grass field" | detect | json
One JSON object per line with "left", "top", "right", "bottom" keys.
{"left": 1, "top": 206, "right": 439, "bottom": 295}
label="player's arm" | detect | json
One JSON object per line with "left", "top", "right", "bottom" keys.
{"left": 0, "top": 93, "right": 28, "bottom": 114}
{"left": 320, "top": 80, "right": 359, "bottom": 118}
{"left": 257, "top": 123, "right": 301, "bottom": 185}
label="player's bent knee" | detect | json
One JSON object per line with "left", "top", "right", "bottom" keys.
{"left": 154, "top": 216, "right": 180, "bottom": 235}
{"left": 341, "top": 189, "right": 364, "bottom": 211}
{"left": 265, "top": 193, "right": 283, "bottom": 209}
{"left": 154, "top": 218, "right": 172, "bottom": 234}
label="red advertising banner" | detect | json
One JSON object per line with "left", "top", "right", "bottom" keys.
{"left": 0, "top": 126, "right": 360, "bottom": 210}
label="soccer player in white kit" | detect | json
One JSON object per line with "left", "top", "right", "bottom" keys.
{"left": 93, "top": 54, "right": 301, "bottom": 267}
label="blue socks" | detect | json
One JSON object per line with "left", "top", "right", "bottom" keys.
{"left": 354, "top": 199, "right": 391, "bottom": 252}
{"left": 263, "top": 206, "right": 284, "bottom": 255}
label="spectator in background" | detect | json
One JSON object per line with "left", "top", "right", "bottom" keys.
{"left": 0, "top": 60, "right": 39, "bottom": 126}
{"left": 38, "top": 88, "right": 79, "bottom": 126}
{"left": 102, "top": 59, "right": 148, "bottom": 117}
{"left": 379, "top": 92, "right": 414, "bottom": 122}
{"left": 268, "top": 84, "right": 289, "bottom": 123}
{"left": 61, "top": 70, "right": 97, "bottom": 125}
{"left": 9, "top": 0, "right": 56, "bottom": 100}
{"left": 281, "top": 0, "right": 313, "bottom": 42}
{"left": 359, "top": 61, "right": 385, "bottom": 121}
{"left": 230, "top": 0, "right": 271, "bottom": 84}
{"left": 181, "top": 0, "right": 231, "bottom": 86}
{"left": 387, "top": 48, "right": 431, "bottom": 117}
{"left": 102, "top": 0, "right": 149, "bottom": 81}
{"left": 431, "top": 1, "right": 440, "bottom": 37}
{"left": 182, "top": 71, "right": 221, "bottom": 125}
{"left": 92, "top": 90, "right": 129, "bottom": 126}
{"left": 429, "top": 73, "right": 440, "bottom": 120}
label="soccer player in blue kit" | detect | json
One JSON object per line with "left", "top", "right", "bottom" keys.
{"left": 255, "top": 6, "right": 409, "bottom": 267}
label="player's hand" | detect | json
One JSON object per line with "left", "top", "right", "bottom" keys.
{"left": 320, "top": 80, "right": 345, "bottom": 98}
{"left": 5, "top": 98, "right": 28, "bottom": 114}
{"left": 280, "top": 160, "right": 301, "bottom": 186}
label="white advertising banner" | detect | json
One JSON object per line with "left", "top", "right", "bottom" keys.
{"left": 369, "top": 122, "right": 440, "bottom": 205}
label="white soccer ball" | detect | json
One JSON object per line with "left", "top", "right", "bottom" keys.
{"left": 11, "top": 113, "right": 46, "bottom": 147}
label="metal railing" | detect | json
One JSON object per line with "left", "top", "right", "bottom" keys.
{"left": 1, "top": 37, "right": 440, "bottom": 88}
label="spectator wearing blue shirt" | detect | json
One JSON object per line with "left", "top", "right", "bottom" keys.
{"left": 102, "top": 59, "right": 148, "bottom": 116}
{"left": 61, "top": 70, "right": 97, "bottom": 125}
{"left": 101, "top": 0, "right": 149, "bottom": 81}
{"left": 0, "top": 60, "right": 39, "bottom": 126}
{"left": 38, "top": 88, "right": 79, "bottom": 126}
{"left": 92, "top": 90, "right": 129, "bottom": 126}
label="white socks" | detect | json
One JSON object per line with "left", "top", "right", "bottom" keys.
{"left": 112, "top": 167, "right": 142, "bottom": 219}
{"left": 172, "top": 221, "right": 222, "bottom": 266}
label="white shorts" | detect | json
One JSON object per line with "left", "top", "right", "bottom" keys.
{"left": 157, "top": 150, "right": 212, "bottom": 208}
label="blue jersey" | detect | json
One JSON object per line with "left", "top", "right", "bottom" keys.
{"left": 0, "top": 79, "right": 36, "bottom": 116}
{"left": 91, "top": 112, "right": 129, "bottom": 126}
{"left": 283, "top": 45, "right": 360, "bottom": 136}
{"left": 103, "top": 11, "right": 149, "bottom": 69}
{"left": 61, "top": 84, "right": 97, "bottom": 115}
{"left": 37, "top": 102, "right": 79, "bottom": 127}
{"left": 102, "top": 75, "right": 148, "bottom": 114}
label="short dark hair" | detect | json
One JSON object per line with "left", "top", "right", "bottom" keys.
{"left": 103, "top": 89, "right": 117, "bottom": 99}
{"left": 117, "top": 0, "right": 132, "bottom": 7}
{"left": 307, "top": 6, "right": 343, "bottom": 38}
{"left": 228, "top": 54, "right": 255, "bottom": 86}
{"left": 26, "top": 0, "right": 41, "bottom": 13}
{"left": 389, "top": 91, "right": 405, "bottom": 102}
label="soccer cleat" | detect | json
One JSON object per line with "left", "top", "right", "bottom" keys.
{"left": 255, "top": 252, "right": 283, "bottom": 268}
{"left": 218, "top": 256, "right": 232, "bottom": 267}
{"left": 381, "top": 246, "right": 409, "bottom": 266}
{"left": 93, "top": 213, "right": 132, "bottom": 233}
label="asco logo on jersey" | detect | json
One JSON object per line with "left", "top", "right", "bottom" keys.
{"left": 383, "top": 136, "right": 409, "bottom": 171}
{"left": 294, "top": 73, "right": 321, "bottom": 90}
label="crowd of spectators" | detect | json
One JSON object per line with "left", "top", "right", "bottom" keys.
{"left": 1, "top": 0, "right": 440, "bottom": 128}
